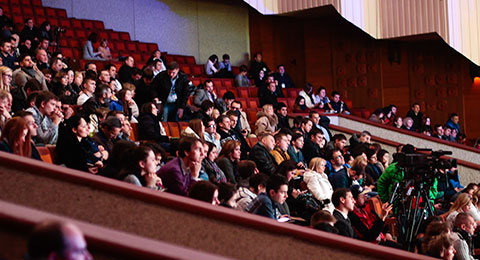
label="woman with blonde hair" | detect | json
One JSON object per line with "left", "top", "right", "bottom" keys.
{"left": 255, "top": 104, "right": 278, "bottom": 136}
{"left": 303, "top": 157, "right": 334, "bottom": 212}
{"left": 181, "top": 119, "right": 205, "bottom": 140}
{"left": 0, "top": 117, "right": 31, "bottom": 157}
{"left": 216, "top": 140, "right": 241, "bottom": 184}
{"left": 445, "top": 193, "right": 471, "bottom": 224}
{"left": 0, "top": 89, "right": 12, "bottom": 131}
{"left": 0, "top": 66, "right": 12, "bottom": 91}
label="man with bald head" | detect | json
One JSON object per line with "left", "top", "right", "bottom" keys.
{"left": 35, "top": 48, "right": 49, "bottom": 71}
{"left": 248, "top": 133, "right": 278, "bottom": 175}
{"left": 27, "top": 220, "right": 92, "bottom": 260}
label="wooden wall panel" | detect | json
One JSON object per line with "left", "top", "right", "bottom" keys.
{"left": 249, "top": 11, "right": 478, "bottom": 138}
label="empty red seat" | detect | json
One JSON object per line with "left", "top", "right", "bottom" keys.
{"left": 212, "top": 79, "right": 222, "bottom": 88}
{"left": 287, "top": 98, "right": 296, "bottom": 108}
{"left": 22, "top": 7, "right": 34, "bottom": 17}
{"left": 68, "top": 39, "right": 80, "bottom": 48}
{"left": 59, "top": 18, "right": 71, "bottom": 28}
{"left": 72, "top": 49, "right": 80, "bottom": 58}
{"left": 10, "top": 0, "right": 21, "bottom": 5}
{"left": 76, "top": 29, "right": 87, "bottom": 39}
{"left": 250, "top": 88, "right": 258, "bottom": 97}
{"left": 49, "top": 18, "right": 59, "bottom": 27}
{"left": 246, "top": 109, "right": 258, "bottom": 122}
{"left": 93, "top": 21, "right": 104, "bottom": 29}
{"left": 277, "top": 98, "right": 287, "bottom": 105}
{"left": 45, "top": 8, "right": 56, "bottom": 17}
{"left": 34, "top": 16, "right": 46, "bottom": 26}
{"left": 247, "top": 99, "right": 259, "bottom": 109}
{"left": 126, "top": 42, "right": 136, "bottom": 52}
{"left": 82, "top": 20, "right": 94, "bottom": 29}
{"left": 71, "top": 19, "right": 82, "bottom": 28}
{"left": 13, "top": 16, "right": 24, "bottom": 25}
{"left": 232, "top": 66, "right": 240, "bottom": 75}
{"left": 109, "top": 32, "right": 120, "bottom": 41}
{"left": 11, "top": 5, "right": 21, "bottom": 15}
{"left": 98, "top": 31, "right": 109, "bottom": 40}
{"left": 138, "top": 43, "right": 148, "bottom": 53}
{"left": 56, "top": 9, "right": 67, "bottom": 18}
{"left": 217, "top": 87, "right": 228, "bottom": 98}
{"left": 147, "top": 43, "right": 158, "bottom": 52}
{"left": 222, "top": 79, "right": 233, "bottom": 88}
{"left": 161, "top": 122, "right": 170, "bottom": 136}
{"left": 59, "top": 38, "right": 68, "bottom": 47}
{"left": 34, "top": 8, "right": 45, "bottom": 17}
{"left": 132, "top": 53, "right": 142, "bottom": 63}
{"left": 32, "top": 0, "right": 42, "bottom": 6}
{"left": 174, "top": 55, "right": 185, "bottom": 64}
{"left": 185, "top": 56, "right": 195, "bottom": 65}
{"left": 64, "top": 29, "right": 75, "bottom": 38}
{"left": 168, "top": 122, "right": 180, "bottom": 138}
{"left": 236, "top": 98, "right": 247, "bottom": 109}
{"left": 62, "top": 48, "right": 73, "bottom": 58}
{"left": 192, "top": 65, "right": 204, "bottom": 76}
{"left": 237, "top": 87, "right": 249, "bottom": 98}
{"left": 180, "top": 64, "right": 191, "bottom": 75}
{"left": 20, "top": 0, "right": 31, "bottom": 5}
{"left": 191, "top": 78, "right": 201, "bottom": 87}
{"left": 119, "top": 32, "right": 130, "bottom": 41}
{"left": 287, "top": 88, "right": 301, "bottom": 98}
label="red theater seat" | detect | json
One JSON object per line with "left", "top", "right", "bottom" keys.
{"left": 11, "top": 5, "right": 21, "bottom": 15}
{"left": 119, "top": 32, "right": 130, "bottom": 41}
{"left": 237, "top": 87, "right": 249, "bottom": 98}
{"left": 180, "top": 64, "right": 191, "bottom": 75}
{"left": 250, "top": 88, "right": 258, "bottom": 97}
{"left": 236, "top": 98, "right": 247, "bottom": 109}
{"left": 247, "top": 98, "right": 259, "bottom": 109}
{"left": 32, "top": 0, "right": 42, "bottom": 6}
{"left": 45, "top": 8, "right": 56, "bottom": 17}
{"left": 34, "top": 8, "right": 45, "bottom": 17}
{"left": 59, "top": 18, "right": 71, "bottom": 28}
{"left": 114, "top": 41, "right": 126, "bottom": 51}
{"left": 126, "top": 42, "right": 137, "bottom": 52}
{"left": 185, "top": 56, "right": 196, "bottom": 65}
{"left": 168, "top": 122, "right": 180, "bottom": 138}
{"left": 222, "top": 79, "right": 233, "bottom": 88}
{"left": 82, "top": 20, "right": 94, "bottom": 29}
{"left": 71, "top": 19, "right": 82, "bottom": 28}
{"left": 147, "top": 43, "right": 158, "bottom": 52}
{"left": 22, "top": 7, "right": 34, "bottom": 17}
{"left": 192, "top": 65, "right": 204, "bottom": 76}
{"left": 93, "top": 21, "right": 104, "bottom": 29}
{"left": 212, "top": 79, "right": 222, "bottom": 88}
{"left": 109, "top": 32, "right": 120, "bottom": 41}
{"left": 161, "top": 122, "right": 170, "bottom": 136}
{"left": 138, "top": 43, "right": 148, "bottom": 53}
{"left": 56, "top": 9, "right": 67, "bottom": 18}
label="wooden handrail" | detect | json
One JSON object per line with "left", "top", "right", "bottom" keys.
{"left": 0, "top": 200, "right": 233, "bottom": 260}
{"left": 0, "top": 151, "right": 435, "bottom": 260}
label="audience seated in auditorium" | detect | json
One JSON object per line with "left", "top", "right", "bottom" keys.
{"left": 329, "top": 149, "right": 365, "bottom": 190}
{"left": 188, "top": 180, "right": 219, "bottom": 205}
{"left": 11, "top": 78, "right": 41, "bottom": 113}
{"left": 259, "top": 77, "right": 279, "bottom": 108}
{"left": 106, "top": 63, "right": 122, "bottom": 92}
{"left": 118, "top": 56, "right": 135, "bottom": 84}
{"left": 249, "top": 52, "right": 270, "bottom": 79}
{"left": 368, "top": 108, "right": 385, "bottom": 124}
{"left": 293, "top": 96, "right": 310, "bottom": 113}
{"left": 14, "top": 110, "right": 41, "bottom": 160}
{"left": 304, "top": 157, "right": 334, "bottom": 212}
{"left": 275, "top": 102, "right": 289, "bottom": 129}
{"left": 201, "top": 141, "right": 227, "bottom": 183}
{"left": 0, "top": 116, "right": 33, "bottom": 158}
{"left": 56, "top": 115, "right": 105, "bottom": 174}
{"left": 49, "top": 56, "right": 64, "bottom": 76}
{"left": 405, "top": 103, "right": 423, "bottom": 132}
{"left": 248, "top": 133, "right": 277, "bottom": 176}
{"left": 273, "top": 64, "right": 295, "bottom": 89}
{"left": 216, "top": 140, "right": 241, "bottom": 184}
{"left": 0, "top": 66, "right": 12, "bottom": 92}
{"left": 20, "top": 18, "right": 40, "bottom": 44}
{"left": 445, "top": 113, "right": 461, "bottom": 137}
{"left": 312, "top": 86, "right": 330, "bottom": 109}
{"left": 298, "top": 83, "right": 318, "bottom": 110}
{"left": 451, "top": 212, "right": 476, "bottom": 260}
{"left": 158, "top": 137, "right": 202, "bottom": 196}
{"left": 270, "top": 132, "right": 291, "bottom": 165}
{"left": 137, "top": 102, "right": 169, "bottom": 143}
{"left": 205, "top": 54, "right": 219, "bottom": 76}
{"left": 226, "top": 110, "right": 251, "bottom": 159}
{"left": 309, "top": 111, "right": 331, "bottom": 142}
{"left": 27, "top": 221, "right": 92, "bottom": 260}
{"left": 109, "top": 111, "right": 133, "bottom": 142}
{"left": 255, "top": 104, "right": 278, "bottom": 136}
{"left": 193, "top": 79, "right": 217, "bottom": 107}
{"left": 229, "top": 100, "right": 251, "bottom": 136}
{"left": 51, "top": 70, "right": 77, "bottom": 105}
{"left": 98, "top": 38, "right": 113, "bottom": 60}
{"left": 287, "top": 133, "right": 306, "bottom": 168}
{"left": 133, "top": 68, "right": 154, "bottom": 108}
{"left": 151, "top": 61, "right": 191, "bottom": 122}
{"left": 118, "top": 145, "right": 163, "bottom": 190}
{"left": 237, "top": 172, "right": 268, "bottom": 211}
{"left": 248, "top": 174, "right": 288, "bottom": 220}
{"left": 234, "top": 65, "right": 250, "bottom": 87}
{"left": 218, "top": 54, "right": 232, "bottom": 73}
{"left": 26, "top": 91, "right": 60, "bottom": 145}
{"left": 147, "top": 50, "right": 166, "bottom": 69}
{"left": 332, "top": 188, "right": 356, "bottom": 237}
{"left": 77, "top": 76, "right": 96, "bottom": 106}
{"left": 327, "top": 91, "right": 350, "bottom": 114}
{"left": 302, "top": 128, "right": 324, "bottom": 165}
{"left": 92, "top": 116, "right": 122, "bottom": 152}
{"left": 402, "top": 117, "right": 415, "bottom": 132}
{"left": 109, "top": 88, "right": 134, "bottom": 121}
{"left": 217, "top": 90, "right": 235, "bottom": 114}
{"left": 348, "top": 185, "right": 396, "bottom": 246}
{"left": 216, "top": 114, "right": 238, "bottom": 146}
{"left": 0, "top": 39, "right": 15, "bottom": 70}
{"left": 82, "top": 84, "right": 111, "bottom": 118}
{"left": 13, "top": 53, "right": 48, "bottom": 91}
{"left": 203, "top": 117, "right": 221, "bottom": 151}
{"left": 99, "top": 140, "right": 136, "bottom": 179}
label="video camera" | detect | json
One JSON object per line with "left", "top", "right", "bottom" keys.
{"left": 393, "top": 149, "right": 457, "bottom": 184}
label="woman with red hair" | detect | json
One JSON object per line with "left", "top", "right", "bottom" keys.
{"left": 0, "top": 117, "right": 31, "bottom": 157}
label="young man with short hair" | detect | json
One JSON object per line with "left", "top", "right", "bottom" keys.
{"left": 26, "top": 91, "right": 61, "bottom": 144}
{"left": 270, "top": 132, "right": 290, "bottom": 165}
{"left": 332, "top": 188, "right": 356, "bottom": 237}
{"left": 158, "top": 137, "right": 203, "bottom": 196}
{"left": 452, "top": 212, "right": 477, "bottom": 260}
{"left": 327, "top": 91, "right": 350, "bottom": 114}
{"left": 249, "top": 174, "right": 289, "bottom": 220}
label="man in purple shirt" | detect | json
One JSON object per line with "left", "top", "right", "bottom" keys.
{"left": 158, "top": 137, "right": 203, "bottom": 196}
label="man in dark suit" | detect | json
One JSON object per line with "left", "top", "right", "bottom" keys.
{"left": 332, "top": 188, "right": 356, "bottom": 238}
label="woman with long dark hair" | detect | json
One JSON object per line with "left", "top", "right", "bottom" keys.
{"left": 83, "top": 32, "right": 104, "bottom": 60}
{"left": 216, "top": 140, "right": 241, "bottom": 184}
{"left": 202, "top": 141, "right": 227, "bottom": 183}
{"left": 118, "top": 145, "right": 163, "bottom": 190}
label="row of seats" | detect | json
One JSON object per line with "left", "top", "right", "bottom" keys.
{"left": 0, "top": 0, "right": 42, "bottom": 7}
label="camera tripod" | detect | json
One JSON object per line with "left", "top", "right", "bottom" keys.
{"left": 389, "top": 179, "right": 435, "bottom": 252}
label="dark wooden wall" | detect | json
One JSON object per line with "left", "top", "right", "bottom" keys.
{"left": 249, "top": 9, "right": 480, "bottom": 138}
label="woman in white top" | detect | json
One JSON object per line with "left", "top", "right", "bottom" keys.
{"left": 303, "top": 157, "right": 334, "bottom": 213}
{"left": 205, "top": 54, "right": 218, "bottom": 76}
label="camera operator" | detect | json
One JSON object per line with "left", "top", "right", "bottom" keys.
{"left": 377, "top": 144, "right": 438, "bottom": 205}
